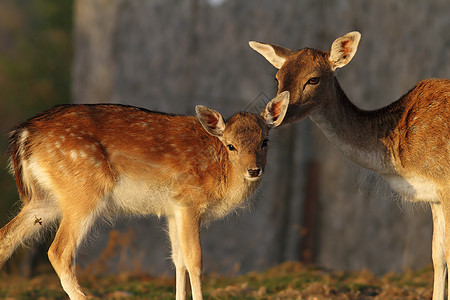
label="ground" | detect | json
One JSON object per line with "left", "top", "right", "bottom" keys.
{"left": 0, "top": 262, "right": 434, "bottom": 299}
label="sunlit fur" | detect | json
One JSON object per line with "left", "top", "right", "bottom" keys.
{"left": 251, "top": 32, "right": 450, "bottom": 300}
{"left": 0, "top": 95, "right": 289, "bottom": 300}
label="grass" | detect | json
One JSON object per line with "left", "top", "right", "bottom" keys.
{"left": 0, "top": 262, "right": 434, "bottom": 299}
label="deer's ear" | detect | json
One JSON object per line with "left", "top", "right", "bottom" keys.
{"left": 261, "top": 91, "right": 290, "bottom": 128}
{"left": 249, "top": 41, "right": 292, "bottom": 69}
{"left": 329, "top": 31, "right": 361, "bottom": 71}
{"left": 195, "top": 105, "right": 225, "bottom": 139}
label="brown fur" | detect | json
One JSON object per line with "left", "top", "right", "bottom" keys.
{"left": 0, "top": 96, "right": 289, "bottom": 300}
{"left": 250, "top": 32, "right": 449, "bottom": 300}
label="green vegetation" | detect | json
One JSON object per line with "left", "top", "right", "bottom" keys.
{"left": 0, "top": 262, "right": 434, "bottom": 299}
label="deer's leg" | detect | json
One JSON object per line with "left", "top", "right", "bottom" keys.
{"left": 0, "top": 201, "right": 61, "bottom": 267}
{"left": 168, "top": 215, "right": 187, "bottom": 300}
{"left": 431, "top": 202, "right": 447, "bottom": 300}
{"left": 48, "top": 205, "right": 99, "bottom": 300}
{"left": 173, "top": 207, "right": 203, "bottom": 300}
{"left": 441, "top": 193, "right": 450, "bottom": 300}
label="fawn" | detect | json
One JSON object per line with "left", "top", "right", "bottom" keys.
{"left": 0, "top": 91, "right": 289, "bottom": 300}
{"left": 250, "top": 32, "right": 449, "bottom": 299}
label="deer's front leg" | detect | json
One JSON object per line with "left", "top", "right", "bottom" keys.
{"left": 168, "top": 215, "right": 187, "bottom": 300}
{"left": 430, "top": 202, "right": 447, "bottom": 300}
{"left": 173, "top": 207, "right": 203, "bottom": 300}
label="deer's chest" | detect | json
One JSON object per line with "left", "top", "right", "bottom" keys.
{"left": 384, "top": 174, "right": 440, "bottom": 202}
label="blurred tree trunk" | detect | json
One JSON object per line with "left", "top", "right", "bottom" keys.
{"left": 73, "top": 0, "right": 449, "bottom": 275}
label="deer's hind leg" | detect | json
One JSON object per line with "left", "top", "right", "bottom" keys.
{"left": 0, "top": 195, "right": 61, "bottom": 267}
{"left": 47, "top": 194, "right": 109, "bottom": 300}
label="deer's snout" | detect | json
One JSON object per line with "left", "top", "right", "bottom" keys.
{"left": 247, "top": 167, "right": 262, "bottom": 179}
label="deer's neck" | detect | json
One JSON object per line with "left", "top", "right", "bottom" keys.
{"left": 310, "top": 78, "right": 402, "bottom": 174}
{"left": 225, "top": 160, "right": 261, "bottom": 206}
{"left": 200, "top": 146, "right": 260, "bottom": 223}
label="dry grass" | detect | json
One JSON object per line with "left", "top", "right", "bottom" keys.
{"left": 0, "top": 261, "right": 434, "bottom": 299}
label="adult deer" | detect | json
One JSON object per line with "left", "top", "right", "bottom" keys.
{"left": 250, "top": 32, "right": 449, "bottom": 299}
{"left": 0, "top": 92, "right": 289, "bottom": 300}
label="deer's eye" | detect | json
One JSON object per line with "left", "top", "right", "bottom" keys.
{"left": 307, "top": 77, "right": 320, "bottom": 85}
{"left": 262, "top": 139, "right": 269, "bottom": 148}
{"left": 227, "top": 144, "right": 237, "bottom": 151}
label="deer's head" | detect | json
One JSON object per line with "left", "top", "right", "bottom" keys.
{"left": 250, "top": 31, "right": 361, "bottom": 124}
{"left": 196, "top": 91, "right": 289, "bottom": 181}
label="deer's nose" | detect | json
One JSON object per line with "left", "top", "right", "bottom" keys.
{"left": 247, "top": 167, "right": 262, "bottom": 178}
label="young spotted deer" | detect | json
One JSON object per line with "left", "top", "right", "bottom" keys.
{"left": 0, "top": 92, "right": 289, "bottom": 300}
{"left": 250, "top": 32, "right": 450, "bottom": 299}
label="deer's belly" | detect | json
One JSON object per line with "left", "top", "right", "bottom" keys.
{"left": 110, "top": 176, "right": 172, "bottom": 216}
{"left": 384, "top": 175, "right": 439, "bottom": 202}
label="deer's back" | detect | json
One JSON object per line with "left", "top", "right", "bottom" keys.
{"left": 10, "top": 104, "right": 229, "bottom": 215}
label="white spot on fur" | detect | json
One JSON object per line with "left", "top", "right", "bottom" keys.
{"left": 58, "top": 164, "right": 66, "bottom": 173}
{"left": 84, "top": 144, "right": 97, "bottom": 151}
{"left": 89, "top": 157, "right": 101, "bottom": 166}
{"left": 70, "top": 150, "right": 78, "bottom": 160}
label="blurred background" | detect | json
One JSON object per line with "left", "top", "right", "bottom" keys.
{"left": 0, "top": 0, "right": 449, "bottom": 278}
